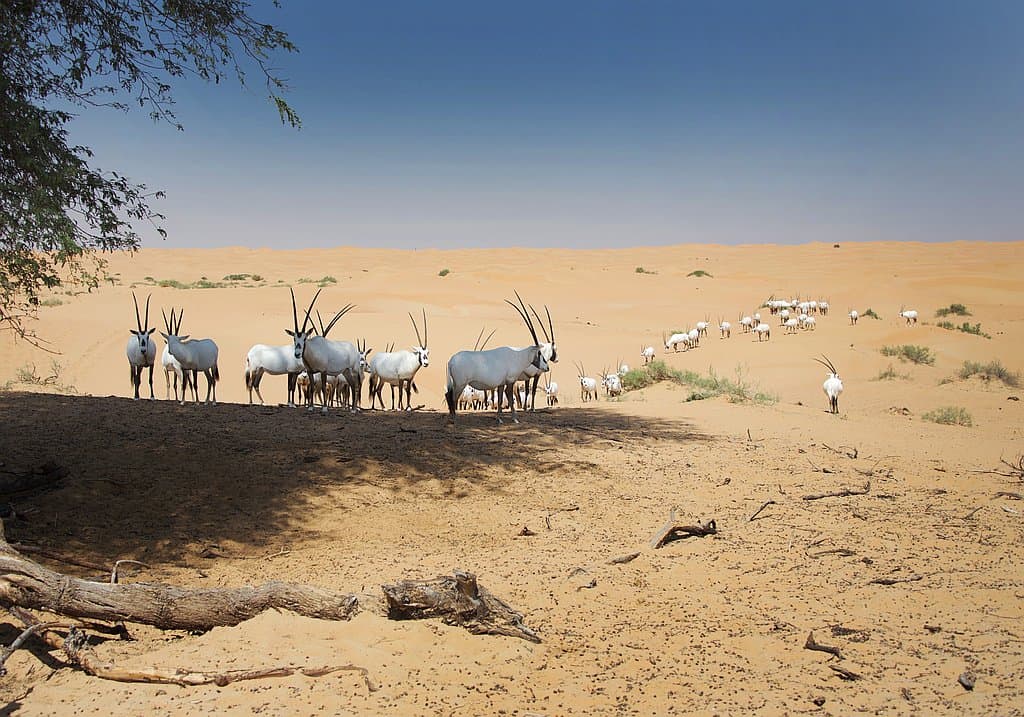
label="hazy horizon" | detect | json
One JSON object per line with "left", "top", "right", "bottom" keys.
{"left": 66, "top": 1, "right": 1024, "bottom": 250}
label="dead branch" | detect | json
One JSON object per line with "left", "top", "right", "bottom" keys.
{"left": 806, "top": 458, "right": 835, "bottom": 474}
{"left": 748, "top": 500, "right": 777, "bottom": 522}
{"left": 383, "top": 570, "right": 539, "bottom": 643}
{"left": 801, "top": 482, "right": 870, "bottom": 501}
{"left": 110, "top": 560, "right": 148, "bottom": 584}
{"left": 807, "top": 548, "right": 856, "bottom": 559}
{"left": 959, "top": 506, "right": 984, "bottom": 520}
{"left": 829, "top": 664, "right": 862, "bottom": 681}
{"left": 649, "top": 510, "right": 718, "bottom": 548}
{"left": 804, "top": 631, "right": 843, "bottom": 660}
{"left": 608, "top": 552, "right": 640, "bottom": 565}
{"left": 822, "top": 443, "right": 858, "bottom": 459}
{"left": 995, "top": 491, "right": 1023, "bottom": 500}
{"left": 0, "top": 618, "right": 72, "bottom": 675}
{"left": 9, "top": 610, "right": 376, "bottom": 689}
{"left": 869, "top": 574, "right": 923, "bottom": 586}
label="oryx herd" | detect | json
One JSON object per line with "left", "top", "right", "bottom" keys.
{"left": 126, "top": 288, "right": 917, "bottom": 418}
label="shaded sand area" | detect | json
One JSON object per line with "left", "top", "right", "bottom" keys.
{"left": 1, "top": 241, "right": 1022, "bottom": 714}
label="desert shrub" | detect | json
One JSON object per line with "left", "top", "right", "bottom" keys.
{"left": 936, "top": 321, "right": 990, "bottom": 338}
{"left": 922, "top": 406, "right": 973, "bottom": 427}
{"left": 635, "top": 266, "right": 656, "bottom": 275}
{"left": 687, "top": 269, "right": 713, "bottom": 278}
{"left": 872, "top": 364, "right": 910, "bottom": 381}
{"left": 438, "top": 268, "right": 450, "bottom": 277}
{"left": 39, "top": 297, "right": 64, "bottom": 307}
{"left": 12, "top": 361, "right": 76, "bottom": 393}
{"left": 158, "top": 279, "right": 189, "bottom": 289}
{"left": 880, "top": 344, "right": 935, "bottom": 365}
{"left": 957, "top": 360, "right": 1020, "bottom": 387}
{"left": 193, "top": 278, "right": 226, "bottom": 289}
{"left": 935, "top": 303, "right": 970, "bottom": 318}
{"left": 617, "top": 361, "right": 775, "bottom": 404}
{"left": 863, "top": 308, "right": 882, "bottom": 320}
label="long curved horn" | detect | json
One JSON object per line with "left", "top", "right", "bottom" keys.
{"left": 529, "top": 305, "right": 550, "bottom": 343}
{"left": 480, "top": 329, "right": 495, "bottom": 351}
{"left": 321, "top": 303, "right": 356, "bottom": 337}
{"left": 174, "top": 308, "right": 183, "bottom": 334}
{"left": 422, "top": 308, "right": 427, "bottom": 348}
{"left": 290, "top": 287, "right": 300, "bottom": 334}
{"left": 473, "top": 327, "right": 485, "bottom": 351}
{"left": 162, "top": 308, "right": 170, "bottom": 334}
{"left": 132, "top": 292, "right": 142, "bottom": 331}
{"left": 812, "top": 356, "right": 837, "bottom": 375}
{"left": 545, "top": 305, "right": 554, "bottom": 344}
{"left": 505, "top": 292, "right": 539, "bottom": 346}
{"left": 144, "top": 295, "right": 151, "bottom": 331}
{"left": 300, "top": 288, "right": 323, "bottom": 334}
{"left": 409, "top": 312, "right": 423, "bottom": 347}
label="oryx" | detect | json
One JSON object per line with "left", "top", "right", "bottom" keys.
{"left": 293, "top": 289, "right": 361, "bottom": 414}
{"left": 444, "top": 292, "right": 551, "bottom": 424}
{"left": 160, "top": 307, "right": 220, "bottom": 405}
{"left": 126, "top": 292, "right": 157, "bottom": 400}
{"left": 367, "top": 310, "right": 429, "bottom": 411}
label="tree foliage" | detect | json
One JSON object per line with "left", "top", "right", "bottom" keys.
{"left": 0, "top": 0, "right": 297, "bottom": 341}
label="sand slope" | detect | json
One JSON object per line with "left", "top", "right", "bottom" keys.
{"left": 0, "top": 242, "right": 1022, "bottom": 715}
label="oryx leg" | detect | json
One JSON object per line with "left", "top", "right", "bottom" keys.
{"left": 251, "top": 368, "right": 266, "bottom": 405}
{"left": 287, "top": 371, "right": 298, "bottom": 407}
{"left": 505, "top": 384, "right": 519, "bottom": 424}
{"left": 204, "top": 368, "right": 215, "bottom": 403}
{"left": 147, "top": 364, "right": 155, "bottom": 400}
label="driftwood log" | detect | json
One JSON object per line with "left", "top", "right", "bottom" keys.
{"left": 0, "top": 521, "right": 537, "bottom": 640}
{"left": 383, "top": 570, "right": 540, "bottom": 643}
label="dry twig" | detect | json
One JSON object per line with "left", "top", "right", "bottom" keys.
{"left": 802, "top": 482, "right": 870, "bottom": 501}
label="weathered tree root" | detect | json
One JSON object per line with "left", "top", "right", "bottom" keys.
{"left": 801, "top": 481, "right": 870, "bottom": 501}
{"left": 383, "top": 570, "right": 540, "bottom": 643}
{"left": 649, "top": 510, "right": 718, "bottom": 548}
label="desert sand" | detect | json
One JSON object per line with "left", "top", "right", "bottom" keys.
{"left": 1, "top": 241, "right": 1022, "bottom": 715}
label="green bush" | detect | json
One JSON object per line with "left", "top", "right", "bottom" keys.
{"left": 687, "top": 269, "right": 713, "bottom": 278}
{"left": 922, "top": 406, "right": 973, "bottom": 427}
{"left": 880, "top": 344, "right": 935, "bottom": 365}
{"left": 935, "top": 303, "right": 970, "bottom": 317}
{"left": 617, "top": 361, "right": 775, "bottom": 404}
{"left": 936, "top": 321, "right": 990, "bottom": 339}
{"left": 635, "top": 266, "right": 656, "bottom": 275}
{"left": 863, "top": 308, "right": 882, "bottom": 320}
{"left": 957, "top": 360, "right": 1020, "bottom": 387}
{"left": 438, "top": 268, "right": 450, "bottom": 277}
{"left": 158, "top": 279, "right": 189, "bottom": 289}
{"left": 871, "top": 364, "right": 910, "bottom": 381}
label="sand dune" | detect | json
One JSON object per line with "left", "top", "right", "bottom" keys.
{"left": 1, "top": 241, "right": 1022, "bottom": 714}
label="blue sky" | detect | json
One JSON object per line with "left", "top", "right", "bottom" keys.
{"left": 69, "top": 1, "right": 1024, "bottom": 248}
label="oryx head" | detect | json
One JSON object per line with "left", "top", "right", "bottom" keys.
{"left": 159, "top": 306, "right": 186, "bottom": 342}
{"left": 287, "top": 287, "right": 320, "bottom": 360}
{"left": 813, "top": 355, "right": 839, "bottom": 379}
{"left": 357, "top": 338, "right": 373, "bottom": 370}
{"left": 130, "top": 292, "right": 155, "bottom": 352}
{"left": 529, "top": 303, "right": 557, "bottom": 363}
{"left": 408, "top": 309, "right": 429, "bottom": 367}
{"left": 506, "top": 291, "right": 549, "bottom": 373}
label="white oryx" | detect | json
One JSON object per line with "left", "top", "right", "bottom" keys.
{"left": 162, "top": 345, "right": 183, "bottom": 401}
{"left": 444, "top": 292, "right": 551, "bottom": 424}
{"left": 664, "top": 331, "right": 688, "bottom": 352}
{"left": 602, "top": 369, "right": 623, "bottom": 397}
{"left": 544, "top": 376, "right": 559, "bottom": 406}
{"left": 899, "top": 306, "right": 919, "bottom": 325}
{"left": 160, "top": 307, "right": 220, "bottom": 405}
{"left": 696, "top": 316, "right": 710, "bottom": 338}
{"left": 849, "top": 309, "right": 859, "bottom": 325}
{"left": 687, "top": 327, "right": 700, "bottom": 349}
{"left": 126, "top": 292, "right": 157, "bottom": 401}
{"left": 801, "top": 315, "right": 817, "bottom": 331}
{"left": 784, "top": 317, "right": 800, "bottom": 334}
{"left": 618, "top": 363, "right": 630, "bottom": 376}
{"left": 754, "top": 322, "right": 771, "bottom": 341}
{"left": 509, "top": 305, "right": 557, "bottom": 411}
{"left": 641, "top": 345, "right": 656, "bottom": 364}
{"left": 368, "top": 311, "right": 430, "bottom": 411}
{"left": 718, "top": 318, "right": 732, "bottom": 338}
{"left": 290, "top": 289, "right": 362, "bottom": 414}
{"left": 740, "top": 315, "right": 754, "bottom": 333}
{"left": 575, "top": 362, "right": 599, "bottom": 403}
{"left": 244, "top": 298, "right": 308, "bottom": 405}
{"left": 815, "top": 355, "right": 844, "bottom": 414}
